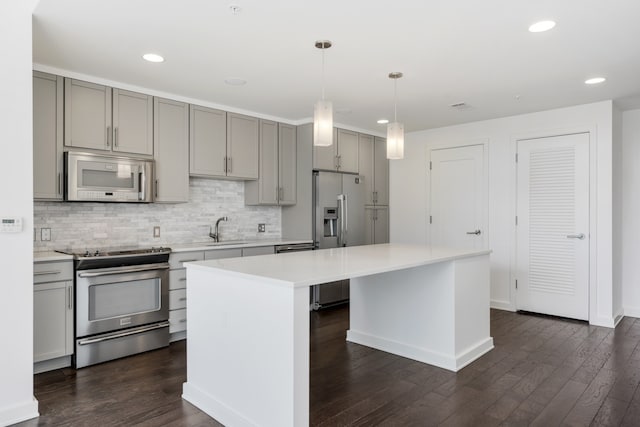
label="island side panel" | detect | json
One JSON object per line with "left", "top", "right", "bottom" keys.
{"left": 183, "top": 267, "right": 310, "bottom": 427}
{"left": 453, "top": 254, "right": 494, "bottom": 370}
{"left": 347, "top": 262, "right": 458, "bottom": 370}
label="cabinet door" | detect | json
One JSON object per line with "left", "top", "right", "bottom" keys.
{"left": 204, "top": 248, "right": 242, "bottom": 260}
{"left": 358, "top": 134, "right": 374, "bottom": 205}
{"left": 154, "top": 98, "right": 189, "bottom": 202}
{"left": 112, "top": 89, "right": 153, "bottom": 155}
{"left": 337, "top": 129, "right": 359, "bottom": 173}
{"left": 313, "top": 128, "right": 338, "bottom": 171}
{"left": 190, "top": 105, "right": 227, "bottom": 177}
{"left": 278, "top": 123, "right": 297, "bottom": 205}
{"left": 242, "top": 246, "right": 275, "bottom": 256}
{"left": 364, "top": 207, "right": 375, "bottom": 245}
{"left": 374, "top": 137, "right": 389, "bottom": 205}
{"left": 34, "top": 281, "right": 73, "bottom": 362}
{"left": 33, "top": 72, "right": 63, "bottom": 200}
{"left": 227, "top": 113, "right": 259, "bottom": 179}
{"left": 64, "top": 78, "right": 112, "bottom": 150}
{"left": 374, "top": 207, "right": 389, "bottom": 244}
{"left": 259, "top": 120, "right": 279, "bottom": 204}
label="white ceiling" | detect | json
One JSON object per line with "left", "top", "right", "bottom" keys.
{"left": 32, "top": 0, "right": 640, "bottom": 134}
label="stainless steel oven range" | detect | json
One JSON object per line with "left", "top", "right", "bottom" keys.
{"left": 59, "top": 247, "right": 171, "bottom": 368}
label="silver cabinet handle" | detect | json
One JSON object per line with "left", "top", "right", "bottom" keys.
{"left": 78, "top": 322, "right": 170, "bottom": 345}
{"left": 279, "top": 187, "right": 284, "bottom": 202}
{"left": 78, "top": 263, "right": 169, "bottom": 277}
{"left": 155, "top": 179, "right": 159, "bottom": 198}
{"left": 58, "top": 172, "right": 62, "bottom": 195}
{"left": 567, "top": 233, "right": 585, "bottom": 240}
{"left": 335, "top": 155, "right": 339, "bottom": 170}
{"left": 179, "top": 297, "right": 187, "bottom": 302}
{"left": 466, "top": 230, "right": 482, "bottom": 235}
{"left": 227, "top": 157, "right": 232, "bottom": 173}
{"left": 114, "top": 127, "right": 118, "bottom": 147}
{"left": 179, "top": 277, "right": 186, "bottom": 282}
{"left": 106, "top": 126, "right": 111, "bottom": 148}
{"left": 223, "top": 157, "right": 227, "bottom": 173}
{"left": 179, "top": 319, "right": 187, "bottom": 323}
{"left": 68, "top": 285, "right": 73, "bottom": 310}
{"left": 34, "top": 270, "right": 61, "bottom": 276}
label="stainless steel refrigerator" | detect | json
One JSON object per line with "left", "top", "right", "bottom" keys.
{"left": 311, "top": 171, "right": 365, "bottom": 309}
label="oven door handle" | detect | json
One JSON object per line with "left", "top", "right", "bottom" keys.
{"left": 77, "top": 321, "right": 170, "bottom": 346}
{"left": 77, "top": 263, "right": 170, "bottom": 278}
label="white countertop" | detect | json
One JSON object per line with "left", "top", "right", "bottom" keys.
{"left": 170, "top": 238, "right": 313, "bottom": 252}
{"left": 186, "top": 244, "right": 491, "bottom": 288}
{"left": 33, "top": 251, "right": 74, "bottom": 263}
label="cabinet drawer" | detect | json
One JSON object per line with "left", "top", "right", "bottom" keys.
{"left": 33, "top": 261, "right": 73, "bottom": 284}
{"left": 242, "top": 246, "right": 275, "bottom": 257}
{"left": 170, "top": 289, "right": 187, "bottom": 310}
{"left": 169, "top": 251, "right": 204, "bottom": 269}
{"left": 169, "top": 269, "right": 187, "bottom": 290}
{"left": 204, "top": 248, "right": 242, "bottom": 260}
{"left": 169, "top": 308, "right": 187, "bottom": 333}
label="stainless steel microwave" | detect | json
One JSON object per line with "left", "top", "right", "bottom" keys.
{"left": 65, "top": 151, "right": 154, "bottom": 202}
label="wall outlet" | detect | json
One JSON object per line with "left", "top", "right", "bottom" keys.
{"left": 153, "top": 226, "right": 161, "bottom": 238}
{"left": 258, "top": 223, "right": 266, "bottom": 233}
{"left": 41, "top": 228, "right": 51, "bottom": 241}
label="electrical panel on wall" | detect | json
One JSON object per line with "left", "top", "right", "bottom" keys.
{"left": 0, "top": 217, "right": 23, "bottom": 233}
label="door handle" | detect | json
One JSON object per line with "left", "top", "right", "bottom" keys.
{"left": 466, "top": 230, "right": 481, "bottom": 235}
{"left": 566, "top": 233, "right": 585, "bottom": 240}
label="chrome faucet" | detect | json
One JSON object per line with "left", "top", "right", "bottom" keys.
{"left": 209, "top": 216, "right": 229, "bottom": 242}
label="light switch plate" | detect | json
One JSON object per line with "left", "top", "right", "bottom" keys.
{"left": 258, "top": 223, "right": 266, "bottom": 232}
{"left": 41, "top": 228, "right": 51, "bottom": 241}
{"left": 153, "top": 226, "right": 161, "bottom": 238}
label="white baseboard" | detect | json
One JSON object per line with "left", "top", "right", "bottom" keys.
{"left": 182, "top": 382, "right": 253, "bottom": 427}
{"left": 34, "top": 355, "right": 71, "bottom": 374}
{"left": 490, "top": 300, "right": 515, "bottom": 311}
{"left": 0, "top": 397, "right": 38, "bottom": 427}
{"left": 624, "top": 306, "right": 640, "bottom": 319}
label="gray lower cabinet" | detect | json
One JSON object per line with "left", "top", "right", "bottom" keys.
{"left": 64, "top": 78, "right": 153, "bottom": 156}
{"left": 168, "top": 248, "right": 244, "bottom": 340}
{"left": 33, "top": 71, "right": 63, "bottom": 200}
{"left": 33, "top": 260, "right": 74, "bottom": 372}
{"left": 245, "top": 121, "right": 297, "bottom": 205}
{"left": 154, "top": 98, "right": 189, "bottom": 202}
{"left": 365, "top": 206, "right": 389, "bottom": 244}
{"left": 313, "top": 128, "right": 359, "bottom": 173}
{"left": 242, "top": 246, "right": 275, "bottom": 256}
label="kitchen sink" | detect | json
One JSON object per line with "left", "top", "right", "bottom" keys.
{"left": 205, "top": 240, "right": 251, "bottom": 247}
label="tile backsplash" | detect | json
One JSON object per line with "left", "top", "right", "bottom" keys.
{"left": 34, "top": 178, "right": 281, "bottom": 251}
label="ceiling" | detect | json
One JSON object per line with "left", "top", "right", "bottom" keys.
{"left": 32, "top": 0, "right": 640, "bottom": 134}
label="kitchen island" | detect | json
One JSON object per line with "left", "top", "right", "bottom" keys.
{"left": 182, "top": 244, "right": 492, "bottom": 427}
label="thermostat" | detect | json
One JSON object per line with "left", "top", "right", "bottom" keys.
{"left": 0, "top": 217, "right": 23, "bottom": 233}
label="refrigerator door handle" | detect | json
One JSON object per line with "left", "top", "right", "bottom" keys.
{"left": 338, "top": 194, "right": 347, "bottom": 247}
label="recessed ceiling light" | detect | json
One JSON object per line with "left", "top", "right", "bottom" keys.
{"left": 224, "top": 78, "right": 247, "bottom": 86}
{"left": 377, "top": 119, "right": 389, "bottom": 124}
{"left": 142, "top": 53, "right": 164, "bottom": 63}
{"left": 528, "top": 20, "right": 556, "bottom": 33}
{"left": 585, "top": 77, "right": 606, "bottom": 85}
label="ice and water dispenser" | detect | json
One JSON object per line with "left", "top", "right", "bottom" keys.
{"left": 324, "top": 207, "right": 338, "bottom": 237}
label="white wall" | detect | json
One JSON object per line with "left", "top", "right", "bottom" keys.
{"left": 613, "top": 106, "right": 623, "bottom": 319}
{"left": 621, "top": 109, "right": 640, "bottom": 317}
{"left": 390, "top": 101, "right": 616, "bottom": 326}
{"left": 0, "top": 1, "right": 40, "bottom": 425}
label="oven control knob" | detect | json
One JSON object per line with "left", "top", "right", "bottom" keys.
{"left": 94, "top": 250, "right": 100, "bottom": 257}
{"left": 84, "top": 250, "right": 91, "bottom": 257}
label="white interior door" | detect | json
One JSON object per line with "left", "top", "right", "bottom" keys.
{"left": 430, "top": 145, "right": 486, "bottom": 250}
{"left": 516, "top": 133, "right": 590, "bottom": 320}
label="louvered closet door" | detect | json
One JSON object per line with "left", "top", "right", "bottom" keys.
{"left": 516, "top": 133, "right": 589, "bottom": 320}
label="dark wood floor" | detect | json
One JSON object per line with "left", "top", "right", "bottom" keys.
{"left": 15, "top": 306, "right": 640, "bottom": 426}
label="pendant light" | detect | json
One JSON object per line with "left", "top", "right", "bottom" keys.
{"left": 313, "top": 40, "right": 333, "bottom": 147}
{"left": 387, "top": 72, "right": 404, "bottom": 159}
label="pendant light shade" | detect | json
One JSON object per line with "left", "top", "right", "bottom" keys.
{"left": 313, "top": 40, "right": 333, "bottom": 147}
{"left": 387, "top": 121, "right": 404, "bottom": 159}
{"left": 386, "top": 72, "right": 404, "bottom": 160}
{"left": 314, "top": 99, "right": 333, "bottom": 147}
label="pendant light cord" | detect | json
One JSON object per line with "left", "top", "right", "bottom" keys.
{"left": 321, "top": 48, "right": 326, "bottom": 101}
{"left": 394, "top": 78, "right": 398, "bottom": 122}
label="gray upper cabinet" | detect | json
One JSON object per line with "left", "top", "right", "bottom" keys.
{"left": 64, "top": 78, "right": 111, "bottom": 151}
{"left": 154, "top": 98, "right": 189, "bottom": 203}
{"left": 313, "top": 128, "right": 358, "bottom": 173}
{"left": 112, "top": 89, "right": 153, "bottom": 155}
{"left": 189, "top": 105, "right": 227, "bottom": 177}
{"left": 189, "top": 107, "right": 258, "bottom": 180}
{"left": 245, "top": 121, "right": 296, "bottom": 205}
{"left": 226, "top": 113, "right": 259, "bottom": 180}
{"left": 33, "top": 71, "right": 63, "bottom": 200}
{"left": 64, "top": 78, "right": 153, "bottom": 156}
{"left": 359, "top": 134, "right": 389, "bottom": 206}
{"left": 373, "top": 136, "right": 389, "bottom": 205}
{"left": 278, "top": 123, "right": 297, "bottom": 204}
